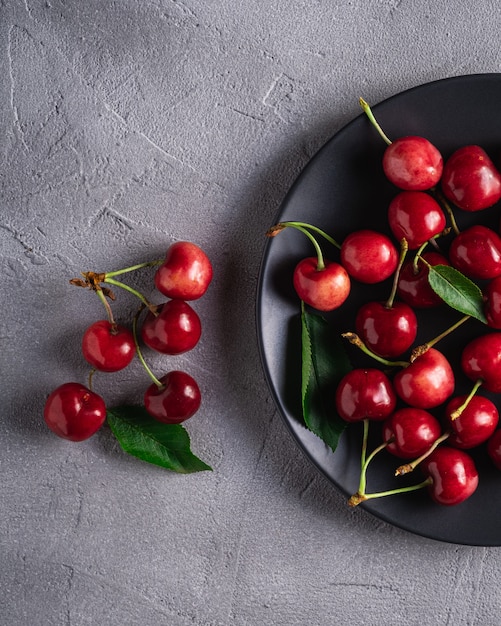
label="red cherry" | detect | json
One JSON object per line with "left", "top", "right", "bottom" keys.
{"left": 421, "top": 446, "right": 478, "bottom": 506}
{"left": 487, "top": 430, "right": 501, "bottom": 470}
{"left": 81, "top": 320, "right": 136, "bottom": 372}
{"left": 397, "top": 252, "right": 449, "bottom": 308}
{"left": 382, "top": 407, "right": 442, "bottom": 459}
{"left": 387, "top": 191, "right": 446, "bottom": 250}
{"left": 461, "top": 332, "right": 501, "bottom": 393}
{"left": 449, "top": 225, "right": 501, "bottom": 280}
{"left": 44, "top": 382, "right": 106, "bottom": 442}
{"left": 355, "top": 300, "right": 417, "bottom": 358}
{"left": 335, "top": 368, "right": 397, "bottom": 423}
{"left": 154, "top": 241, "right": 213, "bottom": 300}
{"left": 293, "top": 257, "right": 350, "bottom": 311}
{"left": 393, "top": 348, "right": 455, "bottom": 409}
{"left": 445, "top": 395, "right": 499, "bottom": 449}
{"left": 484, "top": 276, "right": 501, "bottom": 328}
{"left": 144, "top": 371, "right": 201, "bottom": 424}
{"left": 382, "top": 136, "right": 443, "bottom": 191}
{"left": 441, "top": 145, "right": 501, "bottom": 211}
{"left": 340, "top": 230, "right": 398, "bottom": 284}
{"left": 141, "top": 300, "right": 202, "bottom": 355}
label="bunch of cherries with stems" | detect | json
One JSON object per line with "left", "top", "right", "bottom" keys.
{"left": 268, "top": 96, "right": 501, "bottom": 507}
{"left": 43, "top": 241, "right": 213, "bottom": 443}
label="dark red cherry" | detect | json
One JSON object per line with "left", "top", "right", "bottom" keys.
{"left": 382, "top": 136, "right": 443, "bottom": 191}
{"left": 293, "top": 257, "right": 350, "bottom": 311}
{"left": 441, "top": 145, "right": 501, "bottom": 211}
{"left": 487, "top": 430, "right": 501, "bottom": 470}
{"left": 421, "top": 446, "right": 478, "bottom": 506}
{"left": 388, "top": 191, "right": 446, "bottom": 250}
{"left": 449, "top": 225, "right": 501, "bottom": 280}
{"left": 141, "top": 300, "right": 202, "bottom": 355}
{"left": 382, "top": 407, "right": 442, "bottom": 459}
{"left": 340, "top": 230, "right": 398, "bottom": 284}
{"left": 397, "top": 252, "right": 450, "bottom": 308}
{"left": 355, "top": 300, "right": 417, "bottom": 358}
{"left": 484, "top": 276, "right": 501, "bottom": 328}
{"left": 393, "top": 348, "right": 455, "bottom": 409}
{"left": 44, "top": 382, "right": 106, "bottom": 442}
{"left": 445, "top": 395, "right": 499, "bottom": 449}
{"left": 82, "top": 320, "right": 136, "bottom": 372}
{"left": 144, "top": 371, "right": 201, "bottom": 424}
{"left": 461, "top": 332, "right": 501, "bottom": 393}
{"left": 335, "top": 368, "right": 397, "bottom": 423}
{"left": 154, "top": 241, "right": 213, "bottom": 300}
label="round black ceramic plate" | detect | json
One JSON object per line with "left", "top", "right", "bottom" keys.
{"left": 257, "top": 74, "right": 501, "bottom": 546}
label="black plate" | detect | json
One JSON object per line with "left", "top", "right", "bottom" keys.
{"left": 257, "top": 74, "right": 501, "bottom": 546}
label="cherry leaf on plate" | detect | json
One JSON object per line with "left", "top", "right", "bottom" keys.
{"left": 107, "top": 405, "right": 212, "bottom": 473}
{"left": 427, "top": 264, "right": 487, "bottom": 323}
{"left": 301, "top": 306, "right": 352, "bottom": 452}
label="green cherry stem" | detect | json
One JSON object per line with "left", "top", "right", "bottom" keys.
{"left": 450, "top": 378, "right": 484, "bottom": 420}
{"left": 395, "top": 431, "right": 451, "bottom": 476}
{"left": 104, "top": 259, "right": 163, "bottom": 278}
{"left": 359, "top": 97, "right": 392, "bottom": 146}
{"left": 95, "top": 286, "right": 116, "bottom": 326}
{"left": 275, "top": 221, "right": 341, "bottom": 249}
{"left": 385, "top": 238, "right": 408, "bottom": 309}
{"left": 410, "top": 314, "right": 471, "bottom": 362}
{"left": 103, "top": 277, "right": 157, "bottom": 314}
{"left": 266, "top": 222, "right": 329, "bottom": 271}
{"left": 348, "top": 477, "right": 432, "bottom": 507}
{"left": 342, "top": 332, "right": 408, "bottom": 369}
{"left": 132, "top": 307, "right": 164, "bottom": 389}
{"left": 432, "top": 188, "right": 461, "bottom": 236}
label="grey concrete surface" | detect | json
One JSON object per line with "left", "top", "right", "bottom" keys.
{"left": 2, "top": 1, "right": 501, "bottom": 624}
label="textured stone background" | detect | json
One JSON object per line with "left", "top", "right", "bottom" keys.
{"left": 2, "top": 1, "right": 501, "bottom": 624}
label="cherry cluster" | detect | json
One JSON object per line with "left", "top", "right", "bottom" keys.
{"left": 43, "top": 241, "right": 213, "bottom": 442}
{"left": 268, "top": 98, "right": 501, "bottom": 508}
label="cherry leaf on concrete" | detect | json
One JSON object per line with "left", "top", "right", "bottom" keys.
{"left": 427, "top": 264, "right": 487, "bottom": 323}
{"left": 107, "top": 405, "right": 212, "bottom": 473}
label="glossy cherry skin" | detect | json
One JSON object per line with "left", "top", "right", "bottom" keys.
{"left": 382, "top": 136, "right": 443, "bottom": 191}
{"left": 397, "top": 252, "right": 450, "bottom": 308}
{"left": 421, "top": 446, "right": 478, "bottom": 506}
{"left": 445, "top": 395, "right": 499, "bottom": 449}
{"left": 340, "top": 230, "right": 398, "bottom": 284}
{"left": 293, "top": 257, "right": 350, "bottom": 311}
{"left": 144, "top": 371, "right": 201, "bottom": 424}
{"left": 154, "top": 241, "right": 213, "bottom": 300}
{"left": 355, "top": 300, "right": 417, "bottom": 358}
{"left": 484, "top": 276, "right": 501, "bottom": 328}
{"left": 388, "top": 191, "right": 446, "bottom": 250}
{"left": 487, "top": 430, "right": 501, "bottom": 470}
{"left": 449, "top": 225, "right": 501, "bottom": 280}
{"left": 141, "top": 300, "right": 202, "bottom": 355}
{"left": 335, "top": 368, "right": 397, "bottom": 423}
{"left": 382, "top": 408, "right": 442, "bottom": 459}
{"left": 82, "top": 320, "right": 136, "bottom": 372}
{"left": 44, "top": 383, "right": 106, "bottom": 442}
{"left": 441, "top": 145, "right": 501, "bottom": 211}
{"left": 461, "top": 332, "right": 501, "bottom": 393}
{"left": 393, "top": 348, "right": 455, "bottom": 409}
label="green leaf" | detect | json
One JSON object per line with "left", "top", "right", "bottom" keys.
{"left": 107, "top": 405, "right": 212, "bottom": 474}
{"left": 301, "top": 307, "right": 352, "bottom": 452}
{"left": 427, "top": 264, "right": 487, "bottom": 323}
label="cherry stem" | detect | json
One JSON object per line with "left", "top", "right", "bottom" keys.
{"left": 288, "top": 224, "right": 326, "bottom": 271}
{"left": 359, "top": 97, "right": 392, "bottom": 146}
{"left": 385, "top": 238, "right": 408, "bottom": 309}
{"left": 412, "top": 241, "right": 430, "bottom": 274}
{"left": 341, "top": 332, "right": 409, "bottom": 368}
{"left": 450, "top": 378, "right": 484, "bottom": 420}
{"left": 357, "top": 425, "right": 389, "bottom": 499}
{"left": 348, "top": 477, "right": 432, "bottom": 507}
{"left": 87, "top": 368, "right": 96, "bottom": 391}
{"left": 104, "top": 259, "right": 163, "bottom": 278}
{"left": 433, "top": 188, "right": 460, "bottom": 236}
{"left": 95, "top": 286, "right": 116, "bottom": 326}
{"left": 103, "top": 277, "right": 157, "bottom": 314}
{"left": 395, "top": 431, "right": 451, "bottom": 476}
{"left": 410, "top": 314, "right": 471, "bottom": 362}
{"left": 132, "top": 308, "right": 164, "bottom": 389}
{"left": 275, "top": 221, "right": 341, "bottom": 249}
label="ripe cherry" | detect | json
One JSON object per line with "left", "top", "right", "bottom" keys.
{"left": 487, "top": 430, "right": 501, "bottom": 470}
{"left": 388, "top": 191, "right": 446, "bottom": 249}
{"left": 445, "top": 395, "right": 499, "bottom": 449}
{"left": 382, "top": 136, "right": 443, "bottom": 191}
{"left": 340, "top": 230, "right": 398, "bottom": 284}
{"left": 141, "top": 300, "right": 202, "bottom": 355}
{"left": 355, "top": 300, "right": 417, "bottom": 358}
{"left": 484, "top": 275, "right": 501, "bottom": 328}
{"left": 154, "top": 241, "right": 213, "bottom": 301}
{"left": 441, "top": 145, "right": 501, "bottom": 211}
{"left": 293, "top": 257, "right": 350, "bottom": 311}
{"left": 449, "top": 225, "right": 501, "bottom": 280}
{"left": 82, "top": 320, "right": 136, "bottom": 372}
{"left": 397, "top": 252, "right": 449, "bottom": 308}
{"left": 461, "top": 332, "right": 501, "bottom": 393}
{"left": 382, "top": 408, "right": 442, "bottom": 459}
{"left": 335, "top": 368, "right": 396, "bottom": 423}
{"left": 144, "top": 371, "right": 201, "bottom": 424}
{"left": 393, "top": 348, "right": 455, "bottom": 409}
{"left": 421, "top": 446, "right": 479, "bottom": 506}
{"left": 44, "top": 382, "right": 106, "bottom": 442}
